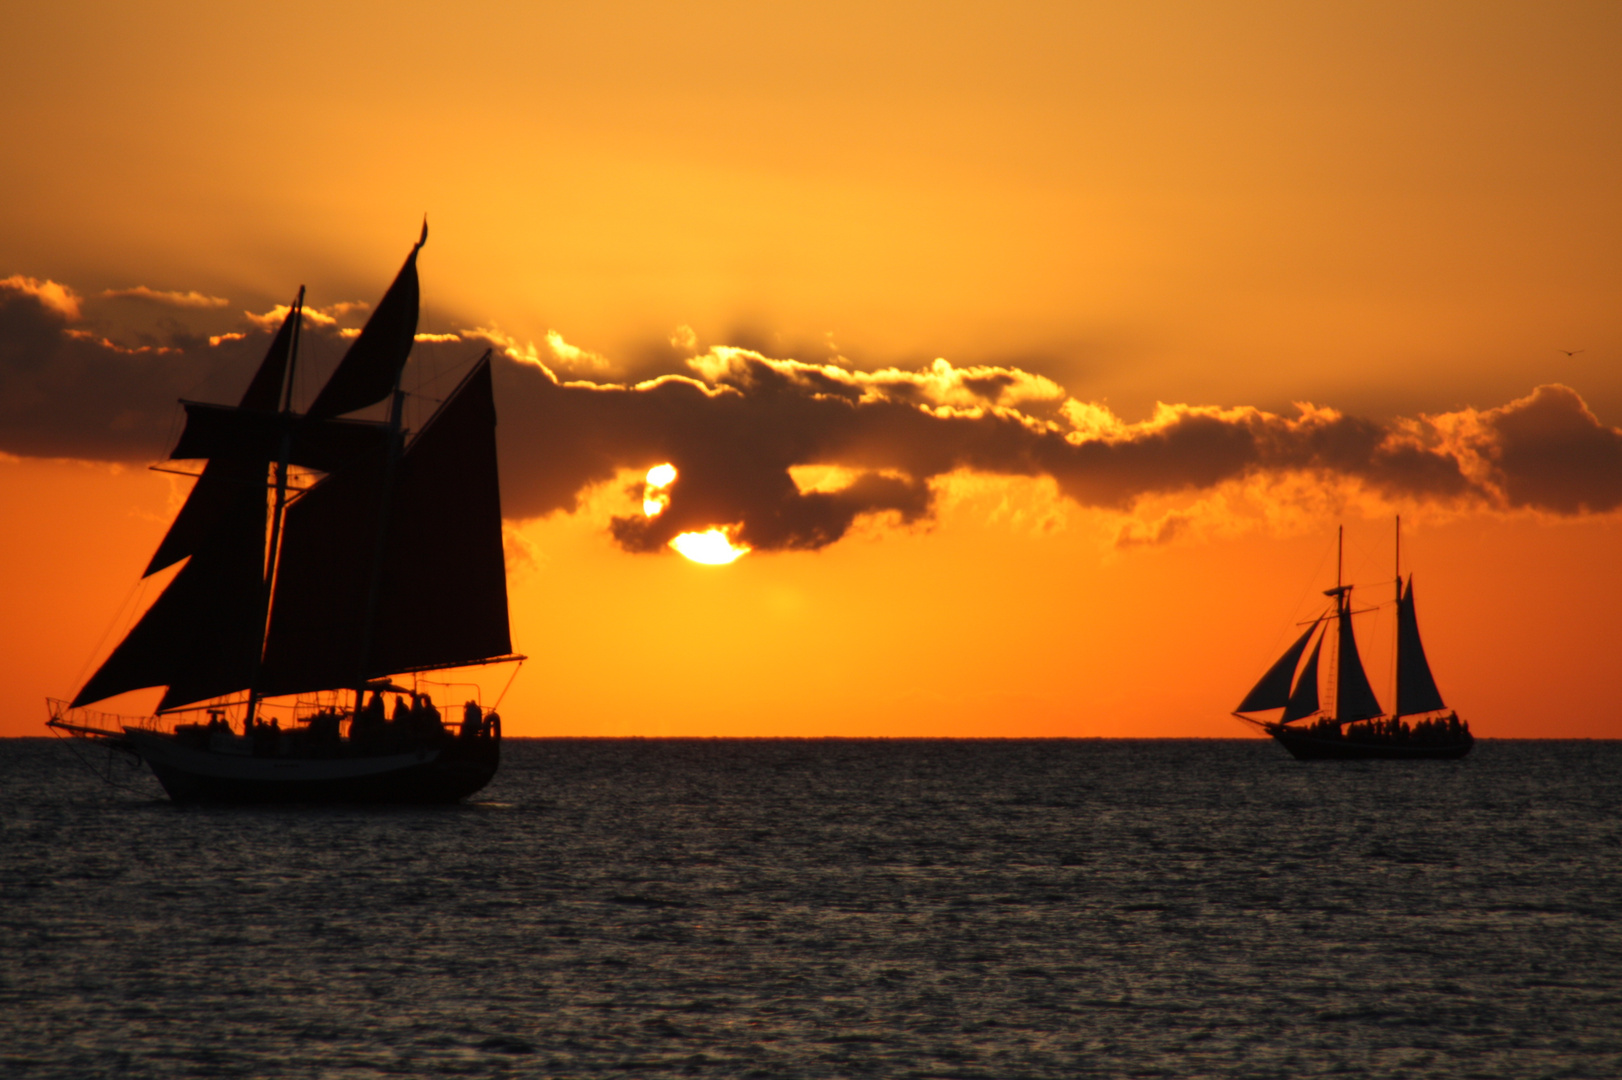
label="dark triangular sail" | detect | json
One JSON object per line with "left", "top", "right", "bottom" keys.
{"left": 1281, "top": 631, "right": 1323, "bottom": 722}
{"left": 259, "top": 356, "right": 509, "bottom": 696}
{"left": 72, "top": 468, "right": 268, "bottom": 708}
{"left": 306, "top": 223, "right": 425, "bottom": 419}
{"left": 1395, "top": 577, "right": 1446, "bottom": 716}
{"left": 1236, "top": 618, "right": 1320, "bottom": 713}
{"left": 1334, "top": 594, "right": 1384, "bottom": 721}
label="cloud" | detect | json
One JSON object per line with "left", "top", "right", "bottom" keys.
{"left": 0, "top": 278, "right": 349, "bottom": 461}
{"left": 3, "top": 273, "right": 1620, "bottom": 553}
{"left": 488, "top": 346, "right": 1622, "bottom": 553}
{"left": 100, "top": 286, "right": 228, "bottom": 309}
{"left": 244, "top": 304, "right": 341, "bottom": 331}
{"left": 0, "top": 275, "right": 81, "bottom": 320}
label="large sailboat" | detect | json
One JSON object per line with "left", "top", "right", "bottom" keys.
{"left": 1234, "top": 522, "right": 1473, "bottom": 760}
{"left": 47, "top": 225, "right": 523, "bottom": 802}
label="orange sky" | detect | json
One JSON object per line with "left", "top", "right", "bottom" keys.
{"left": 2, "top": 2, "right": 1620, "bottom": 737}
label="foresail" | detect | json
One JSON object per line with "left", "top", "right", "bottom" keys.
{"left": 72, "top": 468, "right": 268, "bottom": 709}
{"left": 1334, "top": 597, "right": 1384, "bottom": 721}
{"left": 1395, "top": 577, "right": 1446, "bottom": 716}
{"left": 1236, "top": 617, "right": 1320, "bottom": 713}
{"left": 1281, "top": 631, "right": 1323, "bottom": 722}
{"left": 305, "top": 224, "right": 425, "bottom": 419}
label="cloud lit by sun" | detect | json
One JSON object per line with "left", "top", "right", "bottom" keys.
{"left": 670, "top": 528, "right": 751, "bottom": 565}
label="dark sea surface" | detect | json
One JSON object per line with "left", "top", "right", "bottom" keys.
{"left": 2, "top": 737, "right": 1619, "bottom": 1079}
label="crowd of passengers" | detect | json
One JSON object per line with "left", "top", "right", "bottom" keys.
{"left": 1302, "top": 712, "right": 1471, "bottom": 744}
{"left": 344, "top": 692, "right": 496, "bottom": 745}
{"left": 183, "top": 694, "right": 497, "bottom": 755}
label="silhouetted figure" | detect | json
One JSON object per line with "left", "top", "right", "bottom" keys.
{"left": 461, "top": 700, "right": 483, "bottom": 738}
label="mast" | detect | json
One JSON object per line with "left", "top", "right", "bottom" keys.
{"left": 1394, "top": 515, "right": 1401, "bottom": 712}
{"left": 1331, "top": 525, "right": 1343, "bottom": 719}
{"left": 353, "top": 378, "right": 407, "bottom": 717}
{"left": 245, "top": 286, "right": 304, "bottom": 729}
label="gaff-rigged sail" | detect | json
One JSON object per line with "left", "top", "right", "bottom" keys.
{"left": 258, "top": 356, "right": 510, "bottom": 697}
{"left": 1334, "top": 594, "right": 1384, "bottom": 721}
{"left": 1235, "top": 617, "right": 1322, "bottom": 713}
{"left": 1395, "top": 577, "right": 1446, "bottom": 716}
{"left": 1281, "top": 631, "right": 1324, "bottom": 722}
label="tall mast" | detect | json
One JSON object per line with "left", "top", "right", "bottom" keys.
{"left": 1334, "top": 525, "right": 1342, "bottom": 718}
{"left": 1394, "top": 515, "right": 1401, "bottom": 713}
{"left": 245, "top": 286, "right": 304, "bottom": 729}
{"left": 353, "top": 371, "right": 408, "bottom": 717}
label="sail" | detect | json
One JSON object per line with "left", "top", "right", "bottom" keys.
{"left": 72, "top": 466, "right": 268, "bottom": 708}
{"left": 259, "top": 356, "right": 509, "bottom": 696}
{"left": 144, "top": 302, "right": 298, "bottom": 576}
{"left": 169, "top": 403, "right": 391, "bottom": 473}
{"left": 1280, "top": 631, "right": 1323, "bottom": 722}
{"left": 369, "top": 358, "right": 511, "bottom": 674}
{"left": 1334, "top": 595, "right": 1384, "bottom": 721}
{"left": 1236, "top": 618, "right": 1320, "bottom": 712}
{"left": 305, "top": 225, "right": 425, "bottom": 419}
{"left": 1395, "top": 577, "right": 1446, "bottom": 716}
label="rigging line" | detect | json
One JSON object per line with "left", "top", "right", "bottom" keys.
{"left": 1247, "top": 534, "right": 1337, "bottom": 685}
{"left": 70, "top": 565, "right": 164, "bottom": 694}
{"left": 491, "top": 659, "right": 525, "bottom": 713}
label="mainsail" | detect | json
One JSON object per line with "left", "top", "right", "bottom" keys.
{"left": 259, "top": 358, "right": 511, "bottom": 696}
{"left": 1395, "top": 576, "right": 1446, "bottom": 716}
{"left": 1333, "top": 593, "right": 1384, "bottom": 721}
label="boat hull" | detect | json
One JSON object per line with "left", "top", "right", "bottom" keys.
{"left": 125, "top": 729, "right": 500, "bottom": 804}
{"left": 1266, "top": 725, "right": 1472, "bottom": 760}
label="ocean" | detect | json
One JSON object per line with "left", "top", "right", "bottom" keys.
{"left": 2, "top": 737, "right": 1618, "bottom": 1078}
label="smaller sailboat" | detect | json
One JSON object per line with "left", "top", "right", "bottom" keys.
{"left": 1234, "top": 520, "right": 1473, "bottom": 760}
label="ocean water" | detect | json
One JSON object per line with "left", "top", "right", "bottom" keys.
{"left": 2, "top": 737, "right": 1619, "bottom": 1079}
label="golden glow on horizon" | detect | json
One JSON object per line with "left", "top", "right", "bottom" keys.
{"left": 669, "top": 528, "right": 751, "bottom": 565}
{"left": 643, "top": 463, "right": 676, "bottom": 517}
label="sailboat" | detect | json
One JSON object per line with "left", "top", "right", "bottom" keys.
{"left": 1234, "top": 521, "right": 1473, "bottom": 760}
{"left": 46, "top": 225, "right": 523, "bottom": 802}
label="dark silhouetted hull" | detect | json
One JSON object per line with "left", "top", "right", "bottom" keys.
{"left": 1267, "top": 726, "right": 1472, "bottom": 760}
{"left": 126, "top": 729, "right": 500, "bottom": 804}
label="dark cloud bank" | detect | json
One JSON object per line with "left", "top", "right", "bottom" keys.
{"left": 4, "top": 277, "right": 1620, "bottom": 553}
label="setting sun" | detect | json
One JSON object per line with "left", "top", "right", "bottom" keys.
{"left": 669, "top": 528, "right": 751, "bottom": 565}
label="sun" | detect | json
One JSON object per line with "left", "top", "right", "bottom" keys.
{"left": 670, "top": 528, "right": 751, "bottom": 565}
{"left": 641, "top": 463, "right": 752, "bottom": 564}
